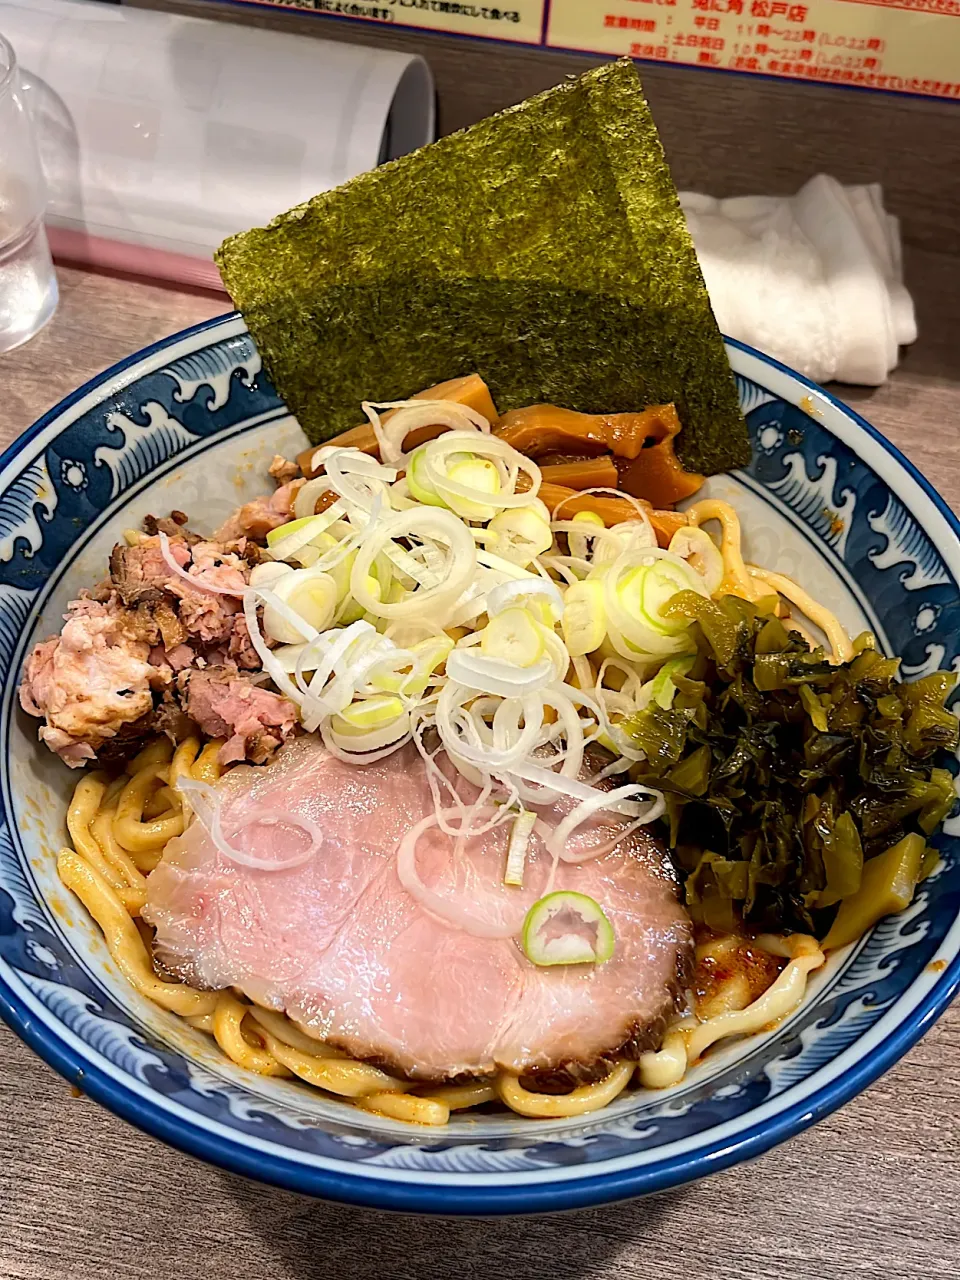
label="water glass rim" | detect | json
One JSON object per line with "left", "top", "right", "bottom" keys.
{"left": 0, "top": 32, "right": 17, "bottom": 101}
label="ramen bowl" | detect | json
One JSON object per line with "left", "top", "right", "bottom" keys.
{"left": 1, "top": 313, "right": 958, "bottom": 1214}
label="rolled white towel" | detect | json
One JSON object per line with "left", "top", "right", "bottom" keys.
{"left": 679, "top": 176, "right": 916, "bottom": 386}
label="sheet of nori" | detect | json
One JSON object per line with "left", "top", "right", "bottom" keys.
{"left": 215, "top": 59, "right": 748, "bottom": 476}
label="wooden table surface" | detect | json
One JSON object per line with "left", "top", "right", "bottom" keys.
{"left": 0, "top": 264, "right": 958, "bottom": 1279}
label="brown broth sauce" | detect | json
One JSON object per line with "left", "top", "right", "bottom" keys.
{"left": 692, "top": 927, "right": 785, "bottom": 1021}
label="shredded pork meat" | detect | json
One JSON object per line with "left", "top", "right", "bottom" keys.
{"left": 179, "top": 669, "right": 297, "bottom": 765}
{"left": 20, "top": 467, "right": 304, "bottom": 768}
{"left": 19, "top": 597, "right": 157, "bottom": 766}
{"left": 212, "top": 477, "right": 303, "bottom": 542}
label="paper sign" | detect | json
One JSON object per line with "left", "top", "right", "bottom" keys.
{"left": 212, "top": 0, "right": 960, "bottom": 99}
{"left": 250, "top": 0, "right": 547, "bottom": 43}
{"left": 547, "top": 0, "right": 960, "bottom": 97}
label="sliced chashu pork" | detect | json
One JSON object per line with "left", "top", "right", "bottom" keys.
{"left": 143, "top": 737, "right": 692, "bottom": 1081}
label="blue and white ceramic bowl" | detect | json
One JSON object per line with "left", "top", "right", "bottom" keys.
{"left": 1, "top": 313, "right": 958, "bottom": 1214}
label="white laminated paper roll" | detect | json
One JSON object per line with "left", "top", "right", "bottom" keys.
{"left": 0, "top": 0, "right": 435, "bottom": 287}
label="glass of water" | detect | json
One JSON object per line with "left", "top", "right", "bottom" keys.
{"left": 0, "top": 32, "right": 57, "bottom": 354}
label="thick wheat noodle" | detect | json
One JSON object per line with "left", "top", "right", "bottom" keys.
{"left": 67, "top": 775, "right": 123, "bottom": 884}
{"left": 686, "top": 501, "right": 852, "bottom": 662}
{"left": 747, "top": 565, "right": 854, "bottom": 663}
{"left": 686, "top": 499, "right": 760, "bottom": 600}
{"left": 113, "top": 764, "right": 184, "bottom": 851}
{"left": 112, "top": 740, "right": 214, "bottom": 870}
{"left": 355, "top": 1092, "right": 450, "bottom": 1126}
{"left": 496, "top": 1060, "right": 635, "bottom": 1117}
{"left": 125, "top": 737, "right": 174, "bottom": 775}
{"left": 170, "top": 737, "right": 202, "bottom": 819}
{"left": 59, "top": 742, "right": 790, "bottom": 1126}
{"left": 246, "top": 1018, "right": 451, "bottom": 1125}
{"left": 102, "top": 774, "right": 129, "bottom": 806}
{"left": 247, "top": 1006, "right": 349, "bottom": 1057}
{"left": 143, "top": 785, "right": 181, "bottom": 820}
{"left": 91, "top": 807, "right": 147, "bottom": 914}
{"left": 170, "top": 737, "right": 202, "bottom": 784}
{"left": 193, "top": 740, "right": 226, "bottom": 783}
{"left": 781, "top": 614, "right": 821, "bottom": 652}
{"left": 184, "top": 1011, "right": 215, "bottom": 1033}
{"left": 212, "top": 993, "right": 292, "bottom": 1078}
{"left": 66, "top": 777, "right": 144, "bottom": 914}
{"left": 637, "top": 935, "right": 826, "bottom": 1088}
{"left": 128, "top": 845, "right": 163, "bottom": 874}
{"left": 56, "top": 849, "right": 217, "bottom": 1016}
{"left": 416, "top": 1080, "right": 498, "bottom": 1110}
{"left": 257, "top": 1028, "right": 409, "bottom": 1098}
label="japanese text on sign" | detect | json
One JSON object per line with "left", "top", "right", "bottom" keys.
{"left": 215, "top": 0, "right": 960, "bottom": 99}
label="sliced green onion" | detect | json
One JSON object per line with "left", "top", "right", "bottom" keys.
{"left": 565, "top": 508, "right": 606, "bottom": 560}
{"left": 504, "top": 809, "right": 537, "bottom": 887}
{"left": 335, "top": 694, "right": 406, "bottom": 731}
{"left": 327, "top": 706, "right": 411, "bottom": 754}
{"left": 521, "top": 891, "right": 615, "bottom": 966}
{"left": 486, "top": 508, "right": 553, "bottom": 566}
{"left": 369, "top": 636, "right": 453, "bottom": 696}
{"left": 338, "top": 574, "right": 381, "bottom": 625}
{"left": 487, "top": 577, "right": 563, "bottom": 623}
{"left": 444, "top": 456, "right": 501, "bottom": 522}
{"left": 669, "top": 527, "right": 724, "bottom": 595}
{"left": 249, "top": 561, "right": 294, "bottom": 589}
{"left": 262, "top": 568, "right": 339, "bottom": 643}
{"left": 648, "top": 655, "right": 695, "bottom": 709}
{"left": 293, "top": 544, "right": 321, "bottom": 567}
{"left": 474, "top": 548, "right": 538, "bottom": 580}
{"left": 601, "top": 551, "right": 706, "bottom": 658}
{"left": 407, "top": 445, "right": 447, "bottom": 507}
{"left": 382, "top": 540, "right": 443, "bottom": 589}
{"left": 265, "top": 516, "right": 316, "bottom": 546}
{"left": 562, "top": 579, "right": 606, "bottom": 657}
{"left": 362, "top": 399, "right": 490, "bottom": 468}
{"left": 620, "top": 563, "right": 693, "bottom": 637}
{"left": 320, "top": 538, "right": 356, "bottom": 602}
{"left": 270, "top": 641, "right": 312, "bottom": 674}
{"left": 445, "top": 649, "right": 554, "bottom": 697}
{"left": 265, "top": 506, "right": 346, "bottom": 561}
{"left": 481, "top": 607, "right": 545, "bottom": 668}
{"left": 423, "top": 431, "right": 541, "bottom": 513}
{"left": 349, "top": 507, "right": 478, "bottom": 623}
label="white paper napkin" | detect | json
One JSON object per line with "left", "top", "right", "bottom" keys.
{"left": 679, "top": 175, "right": 916, "bottom": 385}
